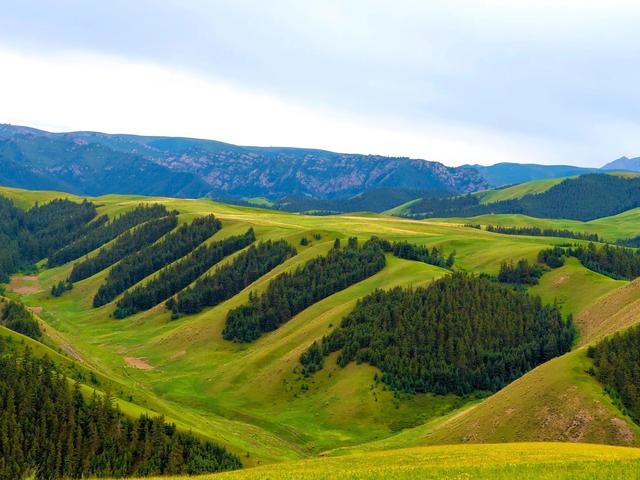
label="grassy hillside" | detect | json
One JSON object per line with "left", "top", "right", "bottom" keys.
{"left": 101, "top": 443, "right": 640, "bottom": 479}
{"left": 476, "top": 177, "right": 567, "bottom": 204}
{"left": 328, "top": 347, "right": 640, "bottom": 456}
{"left": 575, "top": 278, "right": 640, "bottom": 347}
{"left": 3, "top": 185, "right": 640, "bottom": 471}
{"left": 529, "top": 257, "right": 627, "bottom": 317}
{"left": 435, "top": 208, "right": 640, "bottom": 242}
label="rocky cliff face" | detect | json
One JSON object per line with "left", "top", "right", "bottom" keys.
{"left": 0, "top": 125, "right": 488, "bottom": 199}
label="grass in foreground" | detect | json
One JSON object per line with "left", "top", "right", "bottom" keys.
{"left": 104, "top": 443, "right": 640, "bottom": 479}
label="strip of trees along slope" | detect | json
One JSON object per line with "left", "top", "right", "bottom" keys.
{"left": 48, "top": 204, "right": 169, "bottom": 267}
{"left": 481, "top": 224, "right": 601, "bottom": 242}
{"left": 588, "top": 325, "right": 640, "bottom": 425}
{"left": 0, "top": 336, "right": 241, "bottom": 480}
{"left": 168, "top": 239, "right": 298, "bottom": 318}
{"left": 539, "top": 243, "right": 640, "bottom": 280}
{"left": 114, "top": 228, "right": 257, "bottom": 318}
{"left": 68, "top": 214, "right": 179, "bottom": 283}
{"left": 300, "top": 272, "right": 574, "bottom": 395}
{"left": 93, "top": 215, "right": 221, "bottom": 307}
{"left": 221, "top": 237, "right": 454, "bottom": 343}
{"left": 0, "top": 195, "right": 100, "bottom": 282}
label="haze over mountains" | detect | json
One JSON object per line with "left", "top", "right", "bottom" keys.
{"left": 0, "top": 124, "right": 635, "bottom": 205}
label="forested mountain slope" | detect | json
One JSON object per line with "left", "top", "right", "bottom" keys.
{"left": 405, "top": 173, "right": 640, "bottom": 220}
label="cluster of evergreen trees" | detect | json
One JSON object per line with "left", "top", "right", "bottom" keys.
{"left": 48, "top": 204, "right": 170, "bottom": 267}
{"left": 406, "top": 174, "right": 640, "bottom": 221}
{"left": 69, "top": 214, "right": 178, "bottom": 283}
{"left": 20, "top": 199, "right": 100, "bottom": 262}
{"left": 223, "top": 237, "right": 386, "bottom": 343}
{"left": 567, "top": 243, "right": 640, "bottom": 280}
{"left": 538, "top": 243, "right": 640, "bottom": 280}
{"left": 538, "top": 247, "right": 567, "bottom": 269}
{"left": 0, "top": 196, "right": 100, "bottom": 282}
{"left": 617, "top": 235, "right": 640, "bottom": 248}
{"left": 588, "top": 325, "right": 640, "bottom": 424}
{"left": 301, "top": 272, "right": 574, "bottom": 395}
{"left": 486, "top": 225, "right": 600, "bottom": 242}
{"left": 93, "top": 215, "right": 221, "bottom": 307}
{"left": 0, "top": 196, "right": 27, "bottom": 282}
{"left": 389, "top": 241, "right": 454, "bottom": 268}
{"left": 0, "top": 340, "right": 241, "bottom": 479}
{"left": 406, "top": 194, "right": 483, "bottom": 219}
{"left": 0, "top": 299, "right": 42, "bottom": 340}
{"left": 114, "top": 228, "right": 257, "bottom": 318}
{"left": 169, "top": 239, "right": 297, "bottom": 317}
{"left": 51, "top": 280, "right": 73, "bottom": 297}
{"left": 356, "top": 237, "right": 454, "bottom": 269}
{"left": 497, "top": 259, "right": 545, "bottom": 285}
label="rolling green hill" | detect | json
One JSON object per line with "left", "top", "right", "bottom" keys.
{"left": 475, "top": 177, "right": 568, "bottom": 204}
{"left": 2, "top": 185, "right": 640, "bottom": 478}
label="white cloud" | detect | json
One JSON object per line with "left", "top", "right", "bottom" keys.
{"left": 0, "top": 47, "right": 623, "bottom": 167}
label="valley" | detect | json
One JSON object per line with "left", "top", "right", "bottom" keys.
{"left": 1, "top": 179, "right": 640, "bottom": 478}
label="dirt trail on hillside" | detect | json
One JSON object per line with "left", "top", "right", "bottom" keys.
{"left": 576, "top": 278, "right": 640, "bottom": 346}
{"left": 170, "top": 350, "right": 186, "bottom": 360}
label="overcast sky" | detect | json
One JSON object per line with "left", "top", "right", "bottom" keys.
{"left": 1, "top": 0, "right": 639, "bottom": 167}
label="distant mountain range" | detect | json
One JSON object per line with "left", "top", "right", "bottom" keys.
{"left": 602, "top": 156, "right": 640, "bottom": 172}
{"left": 0, "top": 125, "right": 487, "bottom": 199}
{"left": 0, "top": 124, "right": 637, "bottom": 208}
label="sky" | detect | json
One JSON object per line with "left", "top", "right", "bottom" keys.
{"left": 1, "top": 1, "right": 640, "bottom": 167}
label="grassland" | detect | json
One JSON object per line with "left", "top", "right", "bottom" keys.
{"left": 433, "top": 208, "right": 640, "bottom": 242}
{"left": 476, "top": 176, "right": 568, "bottom": 204}
{"left": 3, "top": 185, "right": 640, "bottom": 474}
{"left": 529, "top": 257, "right": 626, "bottom": 317}
{"left": 101, "top": 443, "right": 640, "bottom": 479}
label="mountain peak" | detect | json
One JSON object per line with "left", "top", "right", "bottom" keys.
{"left": 602, "top": 156, "right": 640, "bottom": 171}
